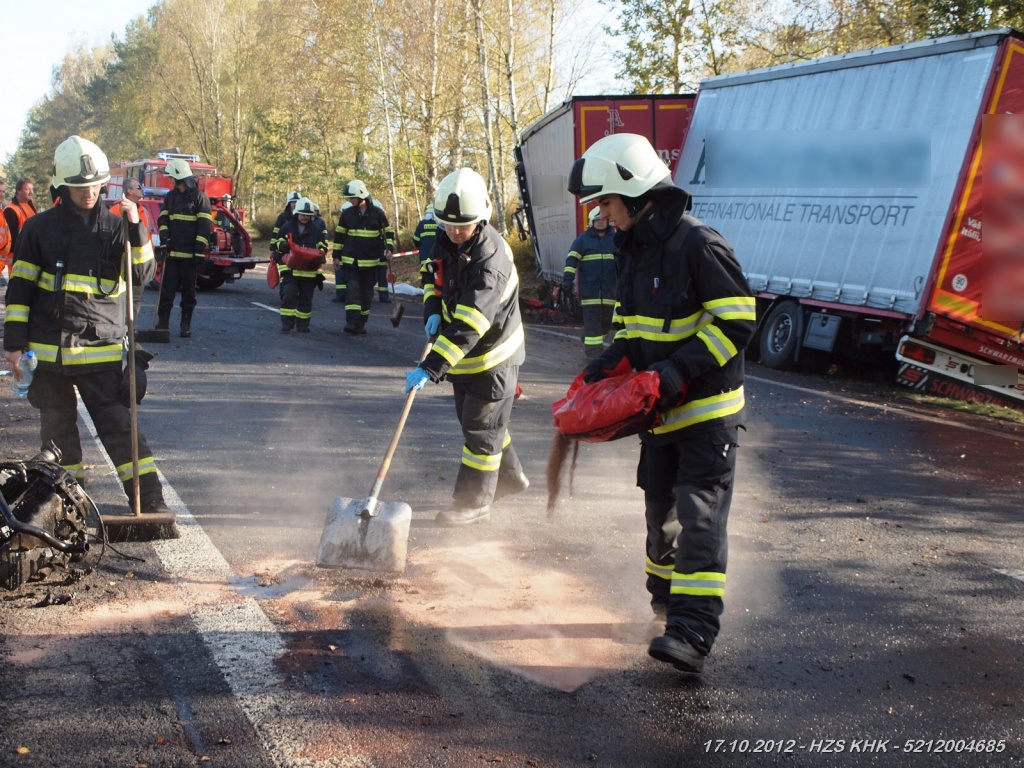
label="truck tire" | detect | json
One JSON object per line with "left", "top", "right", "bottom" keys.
{"left": 196, "top": 262, "right": 225, "bottom": 290}
{"left": 759, "top": 300, "right": 800, "bottom": 369}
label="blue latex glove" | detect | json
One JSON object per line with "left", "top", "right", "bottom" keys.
{"left": 425, "top": 314, "right": 441, "bottom": 339}
{"left": 405, "top": 367, "right": 430, "bottom": 393}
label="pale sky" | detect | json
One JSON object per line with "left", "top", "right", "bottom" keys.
{"left": 0, "top": 0, "right": 157, "bottom": 161}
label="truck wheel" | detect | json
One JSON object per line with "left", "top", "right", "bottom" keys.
{"left": 196, "top": 265, "right": 225, "bottom": 290}
{"left": 759, "top": 300, "right": 800, "bottom": 369}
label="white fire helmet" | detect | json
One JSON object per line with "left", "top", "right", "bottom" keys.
{"left": 343, "top": 179, "right": 369, "bottom": 200}
{"left": 164, "top": 158, "right": 194, "bottom": 181}
{"left": 294, "top": 197, "right": 316, "bottom": 217}
{"left": 588, "top": 207, "right": 603, "bottom": 225}
{"left": 433, "top": 168, "right": 491, "bottom": 226}
{"left": 52, "top": 135, "right": 110, "bottom": 189}
{"left": 567, "top": 133, "right": 671, "bottom": 204}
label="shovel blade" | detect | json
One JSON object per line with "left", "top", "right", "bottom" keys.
{"left": 390, "top": 302, "right": 405, "bottom": 328}
{"left": 316, "top": 496, "right": 412, "bottom": 573}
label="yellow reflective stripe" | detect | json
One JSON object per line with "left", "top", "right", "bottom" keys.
{"left": 62, "top": 462, "right": 85, "bottom": 480}
{"left": 584, "top": 336, "right": 605, "bottom": 345}
{"left": 295, "top": 309, "right": 312, "bottom": 320}
{"left": 645, "top": 557, "right": 673, "bottom": 581}
{"left": 449, "top": 323, "right": 525, "bottom": 376}
{"left": 170, "top": 250, "right": 196, "bottom": 259}
{"left": 461, "top": 445, "right": 502, "bottom": 472}
{"left": 621, "top": 310, "right": 710, "bottom": 342}
{"left": 564, "top": 265, "right": 578, "bottom": 275}
{"left": 345, "top": 303, "right": 362, "bottom": 311}
{"left": 502, "top": 430, "right": 512, "bottom": 449}
{"left": 670, "top": 570, "right": 726, "bottom": 597}
{"left": 115, "top": 455, "right": 157, "bottom": 482}
{"left": 169, "top": 213, "right": 198, "bottom": 222}
{"left": 432, "top": 335, "right": 466, "bottom": 368}
{"left": 697, "top": 323, "right": 738, "bottom": 366}
{"left": 131, "top": 241, "right": 155, "bottom": 265}
{"left": 280, "top": 308, "right": 297, "bottom": 317}
{"left": 704, "top": 295, "right": 756, "bottom": 321}
{"left": 580, "top": 252, "right": 615, "bottom": 262}
{"left": 60, "top": 344, "right": 124, "bottom": 365}
{"left": 290, "top": 269, "right": 321, "bottom": 278}
{"left": 196, "top": 236, "right": 209, "bottom": 246}
{"left": 62, "top": 274, "right": 125, "bottom": 297}
{"left": 346, "top": 229, "right": 385, "bottom": 238}
{"left": 580, "top": 298, "right": 616, "bottom": 306}
{"left": 501, "top": 261, "right": 520, "bottom": 303}
{"left": 652, "top": 386, "right": 745, "bottom": 434}
{"left": 27, "top": 343, "right": 59, "bottom": 363}
{"left": 12, "top": 261, "right": 41, "bottom": 281}
{"left": 453, "top": 304, "right": 491, "bottom": 335}
{"left": 5, "top": 304, "right": 29, "bottom": 323}
{"left": 197, "top": 212, "right": 213, "bottom": 222}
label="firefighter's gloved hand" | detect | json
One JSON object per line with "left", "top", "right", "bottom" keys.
{"left": 425, "top": 314, "right": 441, "bottom": 339}
{"left": 648, "top": 359, "right": 687, "bottom": 402}
{"left": 405, "top": 368, "right": 430, "bottom": 393}
{"left": 315, "top": 273, "right": 325, "bottom": 291}
{"left": 119, "top": 347, "right": 155, "bottom": 405}
{"left": 582, "top": 356, "right": 618, "bottom": 384}
{"left": 272, "top": 252, "right": 283, "bottom": 264}
{"left": 562, "top": 279, "right": 574, "bottom": 299}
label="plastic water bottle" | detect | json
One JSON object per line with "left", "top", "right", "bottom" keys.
{"left": 11, "top": 350, "right": 37, "bottom": 397}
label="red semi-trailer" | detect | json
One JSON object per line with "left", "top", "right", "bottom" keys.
{"left": 673, "top": 29, "right": 1024, "bottom": 408}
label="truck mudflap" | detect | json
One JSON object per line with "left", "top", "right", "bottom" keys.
{"left": 895, "top": 336, "right": 1024, "bottom": 409}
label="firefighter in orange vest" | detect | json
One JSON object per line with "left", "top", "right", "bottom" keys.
{"left": 0, "top": 178, "right": 11, "bottom": 283}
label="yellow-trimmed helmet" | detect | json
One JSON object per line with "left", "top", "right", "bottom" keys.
{"left": 342, "top": 179, "right": 369, "bottom": 200}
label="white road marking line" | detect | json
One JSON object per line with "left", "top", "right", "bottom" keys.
{"left": 994, "top": 568, "right": 1024, "bottom": 583}
{"left": 77, "top": 400, "right": 366, "bottom": 767}
{"left": 251, "top": 301, "right": 280, "bottom": 313}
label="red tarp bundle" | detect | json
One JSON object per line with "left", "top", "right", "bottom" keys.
{"left": 551, "top": 358, "right": 663, "bottom": 442}
{"left": 267, "top": 259, "right": 279, "bottom": 289}
{"left": 283, "top": 237, "right": 326, "bottom": 270}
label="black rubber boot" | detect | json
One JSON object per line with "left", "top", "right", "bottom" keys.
{"left": 180, "top": 309, "right": 193, "bottom": 338}
{"left": 435, "top": 505, "right": 491, "bottom": 526}
{"left": 156, "top": 310, "right": 170, "bottom": 331}
{"left": 648, "top": 633, "right": 706, "bottom": 674}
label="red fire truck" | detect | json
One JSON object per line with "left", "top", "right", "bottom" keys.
{"left": 106, "top": 151, "right": 264, "bottom": 289}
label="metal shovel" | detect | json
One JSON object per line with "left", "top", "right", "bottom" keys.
{"left": 316, "top": 341, "right": 432, "bottom": 573}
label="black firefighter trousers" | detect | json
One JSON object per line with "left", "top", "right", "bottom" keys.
{"left": 450, "top": 363, "right": 524, "bottom": 510}
{"left": 28, "top": 367, "right": 163, "bottom": 506}
{"left": 638, "top": 425, "right": 739, "bottom": 656}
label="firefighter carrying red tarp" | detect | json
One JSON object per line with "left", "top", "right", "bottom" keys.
{"left": 272, "top": 197, "right": 328, "bottom": 332}
{"left": 567, "top": 133, "right": 756, "bottom": 676}
{"left": 405, "top": 168, "right": 529, "bottom": 526}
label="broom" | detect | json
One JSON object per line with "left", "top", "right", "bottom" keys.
{"left": 545, "top": 431, "right": 579, "bottom": 517}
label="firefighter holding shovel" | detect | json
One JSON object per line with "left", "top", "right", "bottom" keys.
{"left": 405, "top": 168, "right": 529, "bottom": 526}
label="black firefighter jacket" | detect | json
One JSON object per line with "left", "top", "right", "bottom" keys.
{"left": 158, "top": 185, "right": 213, "bottom": 260}
{"left": 3, "top": 202, "right": 156, "bottom": 373}
{"left": 603, "top": 187, "right": 756, "bottom": 443}
{"left": 332, "top": 202, "right": 395, "bottom": 270}
{"left": 421, "top": 222, "right": 525, "bottom": 383}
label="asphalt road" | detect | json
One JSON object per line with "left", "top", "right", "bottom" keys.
{"left": 1, "top": 268, "right": 1022, "bottom": 768}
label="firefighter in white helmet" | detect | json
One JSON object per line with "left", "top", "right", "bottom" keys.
{"left": 157, "top": 158, "right": 213, "bottom": 337}
{"left": 562, "top": 206, "right": 618, "bottom": 358}
{"left": 567, "top": 133, "right": 756, "bottom": 675}
{"left": 272, "top": 197, "right": 328, "bottom": 332}
{"left": 2, "top": 135, "right": 170, "bottom": 515}
{"left": 333, "top": 179, "right": 394, "bottom": 333}
{"left": 405, "top": 168, "right": 529, "bottom": 526}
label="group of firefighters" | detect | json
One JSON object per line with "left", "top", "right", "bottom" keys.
{"left": 4, "top": 131, "right": 755, "bottom": 679}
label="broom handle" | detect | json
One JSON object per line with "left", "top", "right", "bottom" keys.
{"left": 123, "top": 215, "right": 142, "bottom": 517}
{"left": 361, "top": 340, "right": 434, "bottom": 518}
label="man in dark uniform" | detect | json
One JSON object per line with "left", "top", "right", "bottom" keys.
{"left": 568, "top": 133, "right": 756, "bottom": 675}
{"left": 157, "top": 159, "right": 212, "bottom": 338}
{"left": 3, "top": 135, "right": 169, "bottom": 514}
{"left": 405, "top": 168, "right": 529, "bottom": 526}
